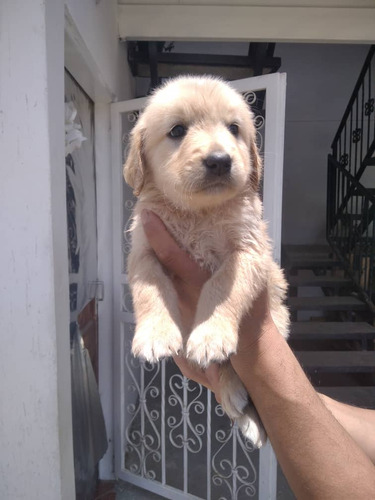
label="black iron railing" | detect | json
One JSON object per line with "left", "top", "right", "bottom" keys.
{"left": 331, "top": 46, "right": 375, "bottom": 179}
{"left": 327, "top": 45, "right": 375, "bottom": 308}
{"left": 327, "top": 156, "right": 375, "bottom": 306}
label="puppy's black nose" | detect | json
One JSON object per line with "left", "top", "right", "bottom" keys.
{"left": 203, "top": 152, "right": 232, "bottom": 176}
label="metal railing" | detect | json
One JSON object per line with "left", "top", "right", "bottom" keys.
{"left": 331, "top": 46, "right": 375, "bottom": 180}
{"left": 327, "top": 156, "right": 375, "bottom": 307}
{"left": 327, "top": 46, "right": 375, "bottom": 308}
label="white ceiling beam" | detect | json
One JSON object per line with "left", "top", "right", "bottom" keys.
{"left": 119, "top": 0, "right": 374, "bottom": 5}
{"left": 118, "top": 5, "right": 375, "bottom": 43}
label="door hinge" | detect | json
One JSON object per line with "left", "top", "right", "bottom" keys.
{"left": 88, "top": 280, "right": 104, "bottom": 301}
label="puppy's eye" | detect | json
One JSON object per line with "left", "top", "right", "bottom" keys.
{"left": 228, "top": 123, "right": 239, "bottom": 136}
{"left": 168, "top": 125, "right": 187, "bottom": 139}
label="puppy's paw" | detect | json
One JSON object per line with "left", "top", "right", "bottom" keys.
{"left": 132, "top": 319, "right": 183, "bottom": 363}
{"left": 237, "top": 407, "right": 267, "bottom": 448}
{"left": 186, "top": 320, "right": 237, "bottom": 367}
{"left": 220, "top": 378, "right": 249, "bottom": 420}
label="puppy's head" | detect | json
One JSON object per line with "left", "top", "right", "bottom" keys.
{"left": 124, "top": 76, "right": 262, "bottom": 209}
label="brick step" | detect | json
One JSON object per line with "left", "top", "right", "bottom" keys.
{"left": 318, "top": 386, "right": 375, "bottom": 408}
{"left": 288, "top": 274, "right": 352, "bottom": 288}
{"left": 295, "top": 350, "right": 375, "bottom": 374}
{"left": 290, "top": 321, "right": 375, "bottom": 342}
{"left": 288, "top": 296, "right": 367, "bottom": 311}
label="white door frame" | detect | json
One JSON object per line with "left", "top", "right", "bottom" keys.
{"left": 230, "top": 74, "right": 287, "bottom": 263}
{"left": 64, "top": 7, "right": 119, "bottom": 480}
{"left": 111, "top": 72, "right": 286, "bottom": 499}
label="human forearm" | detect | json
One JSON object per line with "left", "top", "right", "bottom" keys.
{"left": 232, "top": 320, "right": 375, "bottom": 499}
{"left": 319, "top": 393, "right": 375, "bottom": 464}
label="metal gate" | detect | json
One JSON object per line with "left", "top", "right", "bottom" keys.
{"left": 111, "top": 73, "right": 286, "bottom": 499}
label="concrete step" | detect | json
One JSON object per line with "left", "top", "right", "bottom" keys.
{"left": 284, "top": 244, "right": 332, "bottom": 255}
{"left": 290, "top": 321, "right": 375, "bottom": 342}
{"left": 288, "top": 274, "right": 352, "bottom": 288}
{"left": 318, "top": 386, "right": 375, "bottom": 409}
{"left": 295, "top": 350, "right": 375, "bottom": 374}
{"left": 283, "top": 245, "right": 342, "bottom": 271}
{"left": 287, "top": 255, "right": 342, "bottom": 270}
{"left": 288, "top": 296, "right": 367, "bottom": 311}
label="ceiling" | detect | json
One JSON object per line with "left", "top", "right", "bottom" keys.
{"left": 117, "top": 1, "right": 375, "bottom": 43}
{"left": 118, "top": 0, "right": 374, "bottom": 6}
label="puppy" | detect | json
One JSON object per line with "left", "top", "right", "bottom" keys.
{"left": 124, "top": 76, "right": 289, "bottom": 447}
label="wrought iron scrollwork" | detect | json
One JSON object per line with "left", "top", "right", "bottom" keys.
{"left": 125, "top": 346, "right": 162, "bottom": 479}
{"left": 242, "top": 91, "right": 257, "bottom": 105}
{"left": 168, "top": 374, "right": 205, "bottom": 453}
{"left": 364, "top": 97, "right": 374, "bottom": 116}
{"left": 352, "top": 128, "right": 362, "bottom": 144}
{"left": 123, "top": 199, "right": 134, "bottom": 258}
{"left": 340, "top": 153, "right": 349, "bottom": 167}
{"left": 127, "top": 110, "right": 140, "bottom": 123}
{"left": 241, "top": 90, "right": 265, "bottom": 155}
{"left": 212, "top": 406, "right": 257, "bottom": 499}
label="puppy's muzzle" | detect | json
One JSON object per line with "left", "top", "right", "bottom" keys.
{"left": 203, "top": 152, "right": 232, "bottom": 177}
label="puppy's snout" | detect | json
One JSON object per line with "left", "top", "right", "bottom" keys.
{"left": 203, "top": 152, "right": 232, "bottom": 176}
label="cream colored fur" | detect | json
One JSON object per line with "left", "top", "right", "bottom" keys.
{"left": 124, "top": 76, "right": 289, "bottom": 447}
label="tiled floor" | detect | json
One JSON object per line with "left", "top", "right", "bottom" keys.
{"left": 95, "top": 480, "right": 163, "bottom": 500}
{"left": 116, "top": 481, "right": 164, "bottom": 499}
{"left": 95, "top": 481, "right": 116, "bottom": 500}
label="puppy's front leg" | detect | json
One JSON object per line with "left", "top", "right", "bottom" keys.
{"left": 186, "top": 251, "right": 266, "bottom": 366}
{"left": 129, "top": 250, "right": 183, "bottom": 363}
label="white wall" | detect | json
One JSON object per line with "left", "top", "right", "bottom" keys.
{"left": 279, "top": 43, "right": 370, "bottom": 244}
{"left": 0, "top": 0, "right": 135, "bottom": 495}
{"left": 0, "top": 1, "right": 74, "bottom": 499}
{"left": 65, "top": 0, "right": 133, "bottom": 103}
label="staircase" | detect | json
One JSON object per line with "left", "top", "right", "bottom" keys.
{"left": 283, "top": 244, "right": 375, "bottom": 408}
{"left": 327, "top": 45, "right": 375, "bottom": 312}
{"left": 281, "top": 46, "right": 375, "bottom": 409}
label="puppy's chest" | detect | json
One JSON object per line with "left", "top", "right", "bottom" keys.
{"left": 161, "top": 215, "right": 239, "bottom": 272}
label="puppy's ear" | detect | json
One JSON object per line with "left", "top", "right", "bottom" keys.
{"left": 123, "top": 122, "right": 146, "bottom": 197}
{"left": 249, "top": 126, "right": 262, "bottom": 192}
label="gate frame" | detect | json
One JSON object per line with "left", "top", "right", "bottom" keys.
{"left": 111, "top": 72, "right": 286, "bottom": 499}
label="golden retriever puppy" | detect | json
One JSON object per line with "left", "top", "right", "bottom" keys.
{"left": 124, "top": 75, "right": 289, "bottom": 447}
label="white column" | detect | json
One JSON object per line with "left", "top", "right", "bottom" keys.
{"left": 0, "top": 1, "right": 74, "bottom": 498}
